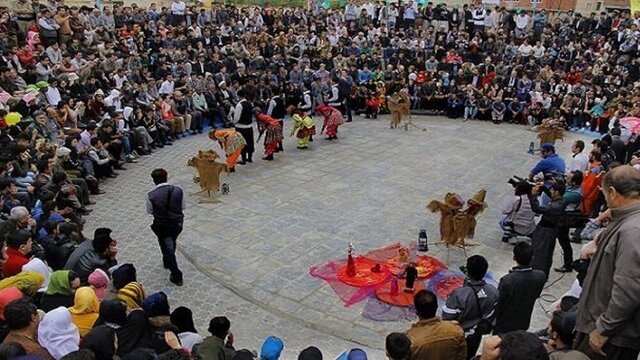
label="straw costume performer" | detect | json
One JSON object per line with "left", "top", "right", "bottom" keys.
{"left": 427, "top": 193, "right": 465, "bottom": 246}
{"left": 187, "top": 150, "right": 228, "bottom": 196}
{"left": 288, "top": 106, "right": 316, "bottom": 149}
{"left": 316, "top": 104, "right": 345, "bottom": 140}
{"left": 387, "top": 89, "right": 411, "bottom": 129}
{"left": 254, "top": 107, "right": 284, "bottom": 161}
{"left": 537, "top": 117, "right": 565, "bottom": 146}
{"left": 452, "top": 189, "right": 488, "bottom": 246}
{"left": 209, "top": 129, "right": 246, "bottom": 172}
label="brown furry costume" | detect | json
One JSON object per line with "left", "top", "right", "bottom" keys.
{"left": 452, "top": 190, "right": 488, "bottom": 246}
{"left": 538, "top": 118, "right": 565, "bottom": 146}
{"left": 187, "top": 150, "right": 228, "bottom": 196}
{"left": 427, "top": 193, "right": 465, "bottom": 246}
{"left": 387, "top": 89, "right": 411, "bottom": 128}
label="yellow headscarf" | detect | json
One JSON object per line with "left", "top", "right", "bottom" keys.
{"left": 69, "top": 287, "right": 99, "bottom": 337}
{"left": 0, "top": 271, "right": 45, "bottom": 296}
{"left": 117, "top": 282, "right": 145, "bottom": 310}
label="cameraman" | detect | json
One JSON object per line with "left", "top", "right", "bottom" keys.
{"left": 530, "top": 181, "right": 566, "bottom": 279}
{"left": 500, "top": 180, "right": 536, "bottom": 243}
{"left": 555, "top": 171, "right": 584, "bottom": 273}
{"left": 529, "top": 144, "right": 566, "bottom": 206}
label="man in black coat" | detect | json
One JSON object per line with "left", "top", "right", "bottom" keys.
{"left": 494, "top": 242, "right": 547, "bottom": 334}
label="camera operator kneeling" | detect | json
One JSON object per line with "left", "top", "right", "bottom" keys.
{"left": 500, "top": 181, "right": 536, "bottom": 243}
{"left": 530, "top": 181, "right": 566, "bottom": 280}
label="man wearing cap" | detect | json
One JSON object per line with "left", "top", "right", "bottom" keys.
{"left": 530, "top": 143, "right": 566, "bottom": 207}
{"left": 529, "top": 144, "right": 566, "bottom": 184}
{"left": 147, "top": 168, "right": 185, "bottom": 286}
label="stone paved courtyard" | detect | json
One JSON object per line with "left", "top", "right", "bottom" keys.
{"left": 88, "top": 115, "right": 589, "bottom": 358}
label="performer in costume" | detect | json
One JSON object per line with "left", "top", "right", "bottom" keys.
{"left": 232, "top": 89, "right": 255, "bottom": 164}
{"left": 288, "top": 106, "right": 316, "bottom": 149}
{"left": 387, "top": 89, "right": 411, "bottom": 129}
{"left": 254, "top": 108, "right": 284, "bottom": 161}
{"left": 327, "top": 77, "right": 344, "bottom": 115}
{"left": 266, "top": 88, "right": 287, "bottom": 152}
{"left": 187, "top": 150, "right": 228, "bottom": 196}
{"left": 427, "top": 192, "right": 465, "bottom": 246}
{"left": 209, "top": 129, "right": 246, "bottom": 172}
{"left": 299, "top": 84, "right": 313, "bottom": 114}
{"left": 452, "top": 189, "right": 488, "bottom": 246}
{"left": 316, "top": 104, "right": 345, "bottom": 140}
{"left": 537, "top": 115, "right": 565, "bottom": 146}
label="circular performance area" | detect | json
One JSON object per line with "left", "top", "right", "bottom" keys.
{"left": 98, "top": 115, "right": 581, "bottom": 352}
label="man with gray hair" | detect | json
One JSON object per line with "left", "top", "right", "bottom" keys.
{"left": 574, "top": 166, "right": 640, "bottom": 360}
{"left": 0, "top": 206, "right": 36, "bottom": 242}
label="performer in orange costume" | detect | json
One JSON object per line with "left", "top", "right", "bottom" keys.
{"left": 209, "top": 129, "right": 246, "bottom": 172}
{"left": 316, "top": 104, "right": 345, "bottom": 140}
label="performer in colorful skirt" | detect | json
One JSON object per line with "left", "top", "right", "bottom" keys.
{"left": 289, "top": 107, "right": 316, "bottom": 149}
{"left": 316, "top": 104, "right": 345, "bottom": 140}
{"left": 209, "top": 129, "right": 246, "bottom": 172}
{"left": 254, "top": 108, "right": 284, "bottom": 161}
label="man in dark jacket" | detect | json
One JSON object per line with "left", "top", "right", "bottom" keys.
{"left": 442, "top": 255, "right": 498, "bottom": 359}
{"left": 494, "top": 242, "right": 546, "bottom": 334}
{"left": 65, "top": 227, "right": 117, "bottom": 282}
{"left": 146, "top": 168, "right": 185, "bottom": 286}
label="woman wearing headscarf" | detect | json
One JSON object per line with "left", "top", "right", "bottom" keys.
{"left": 88, "top": 269, "right": 110, "bottom": 301}
{"left": 170, "top": 306, "right": 203, "bottom": 352}
{"left": 69, "top": 287, "right": 100, "bottom": 337}
{"left": 0, "top": 271, "right": 45, "bottom": 297}
{"left": 116, "top": 281, "right": 145, "bottom": 311}
{"left": 95, "top": 299, "right": 152, "bottom": 356}
{"left": 37, "top": 307, "right": 80, "bottom": 359}
{"left": 21, "top": 258, "right": 53, "bottom": 294}
{"left": 41, "top": 270, "right": 81, "bottom": 312}
{"left": 80, "top": 325, "right": 117, "bottom": 360}
{"left": 0, "top": 287, "right": 24, "bottom": 342}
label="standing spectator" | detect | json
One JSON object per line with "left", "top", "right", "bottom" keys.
{"left": 170, "top": 0, "right": 186, "bottom": 26}
{"left": 38, "top": 9, "right": 60, "bottom": 47}
{"left": 405, "top": 290, "right": 466, "bottom": 360}
{"left": 146, "top": 168, "right": 184, "bottom": 286}
{"left": 494, "top": 242, "right": 546, "bottom": 334}
{"left": 442, "top": 255, "right": 498, "bottom": 359}
{"left": 530, "top": 181, "right": 566, "bottom": 278}
{"left": 574, "top": 166, "right": 640, "bottom": 360}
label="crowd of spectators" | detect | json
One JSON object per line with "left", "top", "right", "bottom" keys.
{"left": 0, "top": 0, "right": 639, "bottom": 359}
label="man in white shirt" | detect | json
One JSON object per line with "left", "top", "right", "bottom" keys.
{"left": 170, "top": 0, "right": 186, "bottom": 26}
{"left": 158, "top": 75, "right": 175, "bottom": 95}
{"left": 567, "top": 140, "right": 589, "bottom": 173}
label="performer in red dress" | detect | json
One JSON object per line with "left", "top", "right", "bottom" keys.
{"left": 316, "top": 104, "right": 345, "bottom": 140}
{"left": 253, "top": 108, "right": 284, "bottom": 161}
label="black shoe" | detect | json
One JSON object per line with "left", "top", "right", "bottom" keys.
{"left": 246, "top": 158, "right": 253, "bottom": 163}
{"left": 325, "top": 137, "right": 334, "bottom": 140}
{"left": 309, "top": 136, "right": 313, "bottom": 142}
{"left": 108, "top": 173, "right": 118, "bottom": 178}
{"left": 169, "top": 276, "right": 183, "bottom": 286}
{"left": 501, "top": 236, "right": 510, "bottom": 243}
{"left": 570, "top": 237, "right": 582, "bottom": 244}
{"left": 229, "top": 167, "right": 236, "bottom": 172}
{"left": 262, "top": 155, "right": 274, "bottom": 161}
{"left": 237, "top": 160, "right": 246, "bottom": 165}
{"left": 346, "top": 119, "right": 352, "bottom": 122}
{"left": 78, "top": 207, "right": 93, "bottom": 215}
{"left": 554, "top": 266, "right": 573, "bottom": 273}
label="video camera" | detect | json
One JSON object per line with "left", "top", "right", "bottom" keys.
{"left": 507, "top": 175, "right": 535, "bottom": 189}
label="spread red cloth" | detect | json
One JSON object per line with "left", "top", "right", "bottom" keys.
{"left": 310, "top": 243, "right": 448, "bottom": 307}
